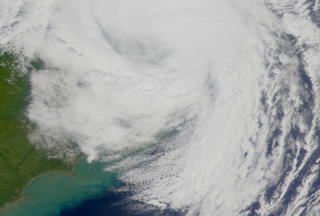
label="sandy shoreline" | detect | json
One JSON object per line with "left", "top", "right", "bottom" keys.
{"left": 0, "top": 155, "right": 85, "bottom": 213}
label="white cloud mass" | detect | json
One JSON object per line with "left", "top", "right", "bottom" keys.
{"left": 1, "top": 0, "right": 320, "bottom": 215}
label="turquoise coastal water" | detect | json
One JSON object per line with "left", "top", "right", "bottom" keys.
{"left": 0, "top": 158, "right": 119, "bottom": 216}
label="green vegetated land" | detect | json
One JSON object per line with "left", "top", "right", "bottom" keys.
{"left": 0, "top": 52, "right": 70, "bottom": 208}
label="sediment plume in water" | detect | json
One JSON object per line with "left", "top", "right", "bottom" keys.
{"left": 1, "top": 0, "right": 320, "bottom": 215}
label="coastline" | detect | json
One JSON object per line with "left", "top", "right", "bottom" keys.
{"left": 0, "top": 154, "right": 85, "bottom": 213}
{"left": 0, "top": 154, "right": 121, "bottom": 216}
{"left": 0, "top": 51, "right": 85, "bottom": 213}
{"left": 0, "top": 166, "right": 72, "bottom": 213}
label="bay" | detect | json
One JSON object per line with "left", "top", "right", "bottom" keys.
{"left": 1, "top": 158, "right": 119, "bottom": 216}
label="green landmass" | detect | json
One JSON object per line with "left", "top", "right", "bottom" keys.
{"left": 0, "top": 52, "right": 70, "bottom": 208}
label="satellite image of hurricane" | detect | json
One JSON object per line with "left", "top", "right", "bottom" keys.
{"left": 1, "top": 0, "right": 320, "bottom": 216}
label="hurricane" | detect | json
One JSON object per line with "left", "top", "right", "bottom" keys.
{"left": 1, "top": 0, "right": 320, "bottom": 215}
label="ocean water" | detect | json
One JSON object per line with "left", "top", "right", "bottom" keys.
{"left": 2, "top": 0, "right": 320, "bottom": 215}
{"left": 59, "top": 190, "right": 184, "bottom": 216}
{"left": 1, "top": 158, "right": 119, "bottom": 216}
